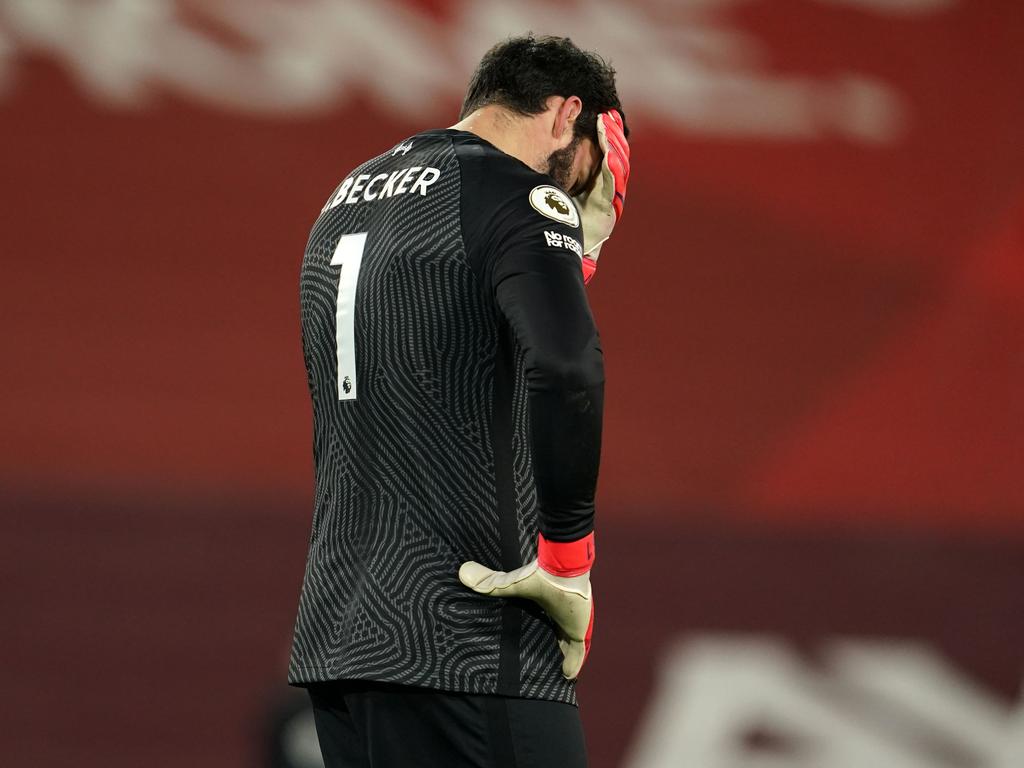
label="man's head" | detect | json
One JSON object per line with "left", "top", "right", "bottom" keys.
{"left": 459, "top": 35, "right": 629, "bottom": 195}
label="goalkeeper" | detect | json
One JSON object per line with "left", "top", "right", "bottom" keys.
{"left": 288, "top": 33, "right": 631, "bottom": 768}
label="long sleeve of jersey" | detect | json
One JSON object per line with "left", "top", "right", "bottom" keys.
{"left": 455, "top": 135, "right": 604, "bottom": 543}
{"left": 493, "top": 237, "right": 604, "bottom": 542}
{"left": 487, "top": 194, "right": 604, "bottom": 544}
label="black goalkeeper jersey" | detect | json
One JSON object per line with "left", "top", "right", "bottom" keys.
{"left": 288, "top": 129, "right": 604, "bottom": 705}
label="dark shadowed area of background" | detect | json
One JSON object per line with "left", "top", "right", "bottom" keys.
{"left": 2, "top": 1, "right": 1022, "bottom": 767}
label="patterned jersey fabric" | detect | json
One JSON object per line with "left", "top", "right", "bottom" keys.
{"left": 288, "top": 129, "right": 604, "bottom": 704}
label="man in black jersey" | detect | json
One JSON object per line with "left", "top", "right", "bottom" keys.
{"left": 288, "top": 34, "right": 631, "bottom": 767}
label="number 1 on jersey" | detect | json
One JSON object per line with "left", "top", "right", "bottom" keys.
{"left": 330, "top": 232, "right": 367, "bottom": 401}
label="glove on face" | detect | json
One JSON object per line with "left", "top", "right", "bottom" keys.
{"left": 458, "top": 532, "right": 596, "bottom": 680}
{"left": 574, "top": 110, "right": 630, "bottom": 284}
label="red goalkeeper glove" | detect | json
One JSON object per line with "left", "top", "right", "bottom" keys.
{"left": 458, "top": 532, "right": 595, "bottom": 680}
{"left": 574, "top": 109, "right": 631, "bottom": 284}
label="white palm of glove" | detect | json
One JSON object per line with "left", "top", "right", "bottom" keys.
{"left": 573, "top": 109, "right": 630, "bottom": 269}
{"left": 459, "top": 559, "right": 593, "bottom": 680}
{"left": 574, "top": 186, "right": 613, "bottom": 261}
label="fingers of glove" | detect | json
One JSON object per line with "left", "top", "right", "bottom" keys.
{"left": 599, "top": 113, "right": 630, "bottom": 218}
{"left": 607, "top": 164, "right": 626, "bottom": 220}
{"left": 598, "top": 146, "right": 626, "bottom": 220}
{"left": 458, "top": 560, "right": 539, "bottom": 596}
{"left": 606, "top": 167, "right": 625, "bottom": 220}
{"left": 557, "top": 597, "right": 594, "bottom": 680}
{"left": 595, "top": 115, "right": 627, "bottom": 194}
{"left": 595, "top": 112, "right": 611, "bottom": 156}
{"left": 608, "top": 137, "right": 630, "bottom": 186}
{"left": 601, "top": 111, "right": 630, "bottom": 162}
{"left": 601, "top": 112, "right": 631, "bottom": 181}
{"left": 607, "top": 108, "right": 626, "bottom": 139}
{"left": 604, "top": 131, "right": 630, "bottom": 190}
{"left": 583, "top": 593, "right": 594, "bottom": 664}
{"left": 558, "top": 636, "right": 587, "bottom": 680}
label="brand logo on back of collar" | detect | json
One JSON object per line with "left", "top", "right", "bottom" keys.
{"left": 529, "top": 185, "right": 579, "bottom": 228}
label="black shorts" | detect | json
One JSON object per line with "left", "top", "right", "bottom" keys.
{"left": 307, "top": 680, "right": 587, "bottom": 768}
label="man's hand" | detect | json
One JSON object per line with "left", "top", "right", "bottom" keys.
{"left": 573, "top": 110, "right": 631, "bottom": 283}
{"left": 458, "top": 532, "right": 595, "bottom": 680}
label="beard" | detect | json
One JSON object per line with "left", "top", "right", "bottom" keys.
{"left": 545, "top": 135, "right": 581, "bottom": 192}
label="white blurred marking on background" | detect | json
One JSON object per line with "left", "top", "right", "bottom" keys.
{"left": 624, "top": 635, "right": 1024, "bottom": 768}
{"left": 0, "top": 0, "right": 960, "bottom": 143}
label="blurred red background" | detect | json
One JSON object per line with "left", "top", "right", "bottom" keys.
{"left": 2, "top": 1, "right": 1021, "bottom": 767}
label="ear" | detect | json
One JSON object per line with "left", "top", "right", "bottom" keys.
{"left": 549, "top": 95, "right": 583, "bottom": 146}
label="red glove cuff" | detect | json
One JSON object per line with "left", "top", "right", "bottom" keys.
{"left": 581, "top": 256, "right": 597, "bottom": 285}
{"left": 537, "top": 531, "right": 595, "bottom": 577}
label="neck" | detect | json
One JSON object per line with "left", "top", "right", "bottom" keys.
{"left": 451, "top": 106, "right": 545, "bottom": 174}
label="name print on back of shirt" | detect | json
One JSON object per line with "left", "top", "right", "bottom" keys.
{"left": 321, "top": 166, "right": 442, "bottom": 212}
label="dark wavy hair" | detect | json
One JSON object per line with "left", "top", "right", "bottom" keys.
{"left": 460, "top": 34, "right": 629, "bottom": 143}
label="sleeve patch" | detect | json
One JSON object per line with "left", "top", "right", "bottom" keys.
{"left": 529, "top": 185, "right": 580, "bottom": 228}
{"left": 544, "top": 230, "right": 583, "bottom": 258}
